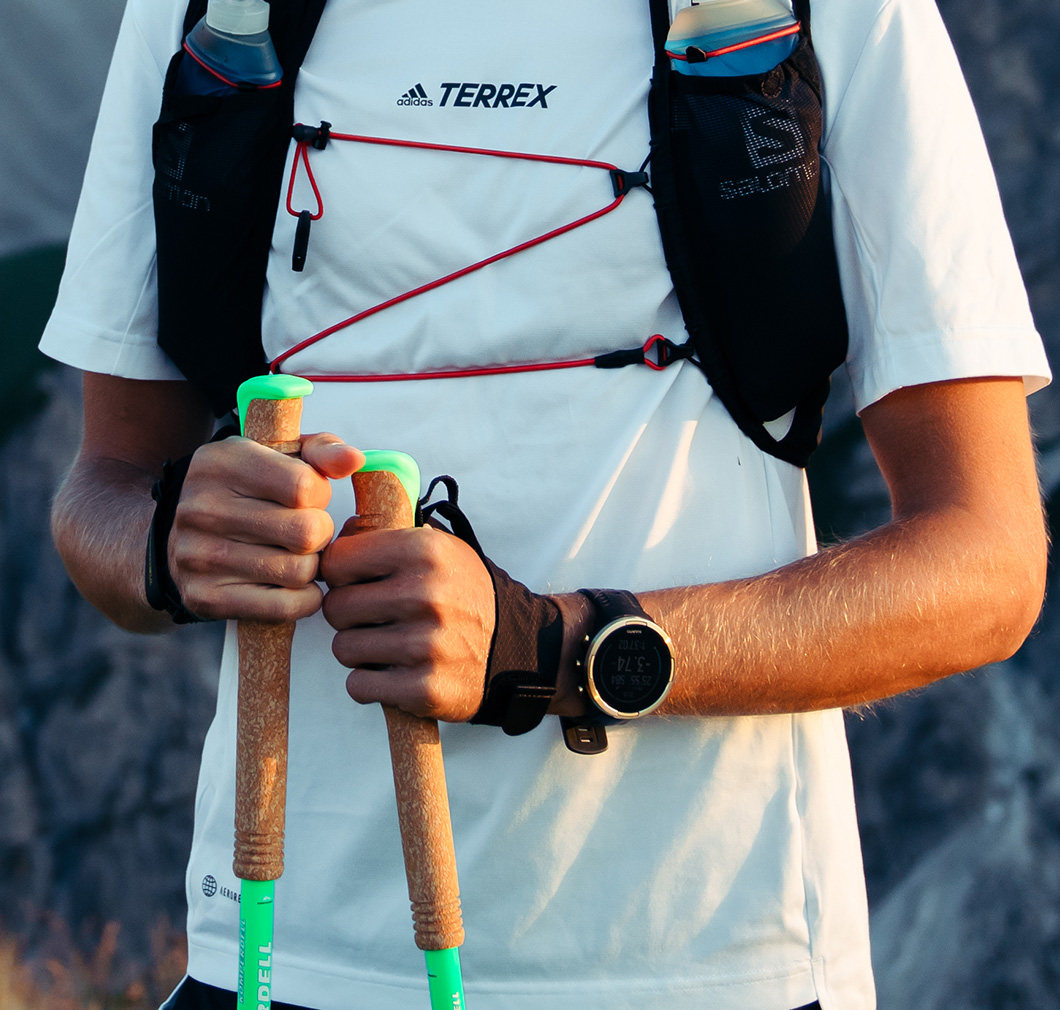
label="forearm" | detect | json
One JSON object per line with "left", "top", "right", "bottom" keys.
{"left": 656, "top": 503, "right": 1043, "bottom": 714}
{"left": 552, "top": 502, "right": 1044, "bottom": 718}
{"left": 553, "top": 378, "right": 1047, "bottom": 718}
{"left": 51, "top": 455, "right": 172, "bottom": 634}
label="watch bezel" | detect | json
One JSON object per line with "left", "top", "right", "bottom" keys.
{"left": 583, "top": 616, "right": 675, "bottom": 719}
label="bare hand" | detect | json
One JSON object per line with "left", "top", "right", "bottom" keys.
{"left": 320, "top": 526, "right": 496, "bottom": 722}
{"left": 169, "top": 433, "right": 365, "bottom": 622}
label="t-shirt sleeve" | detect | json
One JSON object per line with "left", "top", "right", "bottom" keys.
{"left": 39, "top": 0, "right": 184, "bottom": 380}
{"left": 818, "top": 0, "right": 1050, "bottom": 412}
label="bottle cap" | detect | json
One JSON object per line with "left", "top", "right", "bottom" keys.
{"left": 206, "top": 0, "right": 271, "bottom": 35}
{"left": 669, "top": 0, "right": 794, "bottom": 40}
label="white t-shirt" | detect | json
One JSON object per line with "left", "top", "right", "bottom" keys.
{"left": 41, "top": 0, "right": 1049, "bottom": 1008}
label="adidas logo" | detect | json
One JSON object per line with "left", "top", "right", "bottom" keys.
{"left": 397, "top": 83, "right": 433, "bottom": 107}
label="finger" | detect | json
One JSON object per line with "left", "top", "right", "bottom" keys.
{"left": 344, "top": 666, "right": 444, "bottom": 720}
{"left": 185, "top": 581, "right": 325, "bottom": 624}
{"left": 300, "top": 433, "right": 366, "bottom": 480}
{"left": 192, "top": 437, "right": 333, "bottom": 510}
{"left": 343, "top": 663, "right": 479, "bottom": 723}
{"left": 176, "top": 493, "right": 336, "bottom": 556}
{"left": 320, "top": 528, "right": 407, "bottom": 588}
{"left": 322, "top": 563, "right": 434, "bottom": 627}
{"left": 176, "top": 536, "right": 322, "bottom": 589}
{"left": 332, "top": 622, "right": 432, "bottom": 671}
{"left": 320, "top": 526, "right": 446, "bottom": 589}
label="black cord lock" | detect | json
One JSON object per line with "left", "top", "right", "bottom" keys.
{"left": 610, "top": 167, "right": 650, "bottom": 198}
{"left": 594, "top": 334, "right": 696, "bottom": 371}
{"left": 292, "top": 120, "right": 332, "bottom": 150}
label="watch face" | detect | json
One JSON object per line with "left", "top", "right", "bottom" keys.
{"left": 587, "top": 619, "right": 674, "bottom": 718}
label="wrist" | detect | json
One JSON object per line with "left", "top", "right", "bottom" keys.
{"left": 469, "top": 559, "right": 564, "bottom": 734}
{"left": 144, "top": 454, "right": 206, "bottom": 625}
{"left": 547, "top": 592, "right": 594, "bottom": 718}
{"left": 559, "top": 589, "right": 676, "bottom": 754}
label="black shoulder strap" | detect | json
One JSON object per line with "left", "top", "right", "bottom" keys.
{"left": 182, "top": 0, "right": 207, "bottom": 36}
{"left": 155, "top": 0, "right": 327, "bottom": 415}
{"left": 262, "top": 0, "right": 328, "bottom": 88}
{"left": 648, "top": 0, "right": 670, "bottom": 53}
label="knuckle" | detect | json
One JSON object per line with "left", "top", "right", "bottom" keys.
{"left": 286, "top": 553, "right": 320, "bottom": 588}
{"left": 289, "top": 465, "right": 325, "bottom": 509}
{"left": 171, "top": 492, "right": 209, "bottom": 534}
{"left": 418, "top": 529, "right": 450, "bottom": 573}
{"left": 262, "top": 586, "right": 320, "bottom": 624}
{"left": 282, "top": 586, "right": 323, "bottom": 622}
{"left": 181, "top": 585, "right": 222, "bottom": 621}
{"left": 183, "top": 534, "right": 230, "bottom": 577}
{"left": 264, "top": 553, "right": 318, "bottom": 591}
{"left": 287, "top": 511, "right": 331, "bottom": 555}
{"left": 185, "top": 441, "right": 223, "bottom": 477}
{"left": 406, "top": 590, "right": 446, "bottom": 632}
{"left": 416, "top": 676, "right": 450, "bottom": 721}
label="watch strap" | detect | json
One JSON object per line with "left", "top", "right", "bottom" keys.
{"left": 578, "top": 588, "right": 650, "bottom": 627}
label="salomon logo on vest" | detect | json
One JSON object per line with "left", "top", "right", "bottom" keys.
{"left": 397, "top": 84, "right": 433, "bottom": 106}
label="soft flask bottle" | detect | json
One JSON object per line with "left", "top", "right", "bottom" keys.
{"left": 176, "top": 0, "right": 283, "bottom": 95}
{"left": 665, "top": 0, "right": 799, "bottom": 77}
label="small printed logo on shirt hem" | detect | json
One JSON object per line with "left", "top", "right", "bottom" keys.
{"left": 397, "top": 82, "right": 557, "bottom": 109}
{"left": 202, "top": 874, "right": 241, "bottom": 903}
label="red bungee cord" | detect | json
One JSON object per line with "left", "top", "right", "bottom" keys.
{"left": 271, "top": 125, "right": 658, "bottom": 381}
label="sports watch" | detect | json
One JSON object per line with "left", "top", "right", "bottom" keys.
{"left": 561, "top": 589, "right": 675, "bottom": 755}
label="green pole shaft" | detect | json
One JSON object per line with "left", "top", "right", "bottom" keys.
{"left": 425, "top": 948, "right": 466, "bottom": 1010}
{"left": 238, "top": 879, "right": 276, "bottom": 1010}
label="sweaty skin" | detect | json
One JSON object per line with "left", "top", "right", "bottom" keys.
{"left": 52, "top": 372, "right": 1046, "bottom": 723}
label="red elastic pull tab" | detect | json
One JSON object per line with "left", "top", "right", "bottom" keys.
{"left": 643, "top": 334, "right": 669, "bottom": 371}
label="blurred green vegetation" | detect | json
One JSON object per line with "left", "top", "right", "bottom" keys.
{"left": 0, "top": 245, "right": 64, "bottom": 445}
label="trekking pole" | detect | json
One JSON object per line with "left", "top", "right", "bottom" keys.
{"left": 348, "top": 450, "right": 468, "bottom": 1010}
{"left": 233, "top": 374, "right": 315, "bottom": 1010}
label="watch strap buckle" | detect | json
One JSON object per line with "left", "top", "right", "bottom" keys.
{"left": 561, "top": 717, "right": 609, "bottom": 755}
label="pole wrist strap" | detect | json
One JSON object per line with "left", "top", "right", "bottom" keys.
{"left": 420, "top": 476, "right": 563, "bottom": 735}
{"left": 144, "top": 422, "right": 237, "bottom": 624}
{"left": 470, "top": 560, "right": 564, "bottom": 735}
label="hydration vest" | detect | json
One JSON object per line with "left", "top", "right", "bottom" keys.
{"left": 152, "top": 0, "right": 848, "bottom": 467}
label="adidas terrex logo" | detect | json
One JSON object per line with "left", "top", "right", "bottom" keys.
{"left": 397, "top": 84, "right": 433, "bottom": 106}
{"left": 397, "top": 82, "right": 558, "bottom": 109}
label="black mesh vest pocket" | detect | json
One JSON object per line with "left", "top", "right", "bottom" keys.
{"left": 649, "top": 19, "right": 849, "bottom": 467}
{"left": 152, "top": 49, "right": 288, "bottom": 415}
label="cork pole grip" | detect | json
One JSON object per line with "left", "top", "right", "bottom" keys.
{"left": 233, "top": 396, "right": 303, "bottom": 882}
{"left": 349, "top": 470, "right": 466, "bottom": 952}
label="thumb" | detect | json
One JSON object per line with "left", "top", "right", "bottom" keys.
{"left": 300, "top": 432, "right": 366, "bottom": 479}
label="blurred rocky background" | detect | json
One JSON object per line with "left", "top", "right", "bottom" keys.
{"left": 0, "top": 0, "right": 1057, "bottom": 1006}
